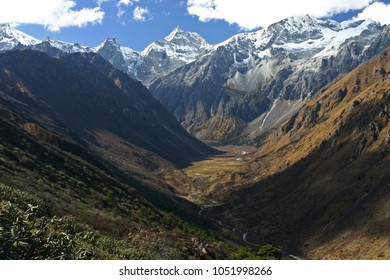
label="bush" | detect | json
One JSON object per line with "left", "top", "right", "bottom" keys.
{"left": 0, "top": 184, "right": 136, "bottom": 260}
{"left": 257, "top": 245, "right": 282, "bottom": 260}
{"left": 0, "top": 196, "right": 85, "bottom": 259}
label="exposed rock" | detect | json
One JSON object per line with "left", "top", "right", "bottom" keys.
{"left": 150, "top": 17, "right": 387, "bottom": 141}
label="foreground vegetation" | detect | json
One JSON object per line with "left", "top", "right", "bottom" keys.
{"left": 0, "top": 184, "right": 161, "bottom": 259}
{"left": 1, "top": 183, "right": 281, "bottom": 260}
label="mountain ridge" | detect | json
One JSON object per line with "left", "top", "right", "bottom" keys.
{"left": 0, "top": 49, "right": 214, "bottom": 167}
{"left": 0, "top": 23, "right": 212, "bottom": 83}
{"left": 149, "top": 16, "right": 388, "bottom": 141}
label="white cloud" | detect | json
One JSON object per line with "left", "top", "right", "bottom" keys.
{"left": 115, "top": 0, "right": 141, "bottom": 19}
{"left": 117, "top": 0, "right": 139, "bottom": 7}
{"left": 133, "top": 6, "right": 149, "bottom": 21}
{"left": 96, "top": 0, "right": 111, "bottom": 5}
{"left": 187, "top": 0, "right": 377, "bottom": 30}
{"left": 0, "top": 0, "right": 104, "bottom": 32}
{"left": 356, "top": 2, "right": 390, "bottom": 25}
{"left": 97, "top": 0, "right": 139, "bottom": 6}
{"left": 118, "top": 0, "right": 132, "bottom": 5}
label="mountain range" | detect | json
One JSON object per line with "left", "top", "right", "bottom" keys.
{"left": 0, "top": 24, "right": 211, "bottom": 83}
{"left": 0, "top": 15, "right": 389, "bottom": 260}
{"left": 150, "top": 16, "right": 390, "bottom": 141}
{"left": 3, "top": 15, "right": 388, "bottom": 142}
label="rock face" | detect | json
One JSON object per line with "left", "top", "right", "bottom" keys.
{"left": 149, "top": 16, "right": 389, "bottom": 141}
{"left": 94, "top": 38, "right": 141, "bottom": 80}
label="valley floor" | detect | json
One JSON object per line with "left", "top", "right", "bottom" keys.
{"left": 182, "top": 144, "right": 257, "bottom": 204}
{"left": 182, "top": 146, "right": 304, "bottom": 260}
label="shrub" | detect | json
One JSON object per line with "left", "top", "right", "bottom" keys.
{"left": 257, "top": 245, "right": 282, "bottom": 260}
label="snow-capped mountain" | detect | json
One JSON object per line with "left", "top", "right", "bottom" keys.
{"left": 0, "top": 24, "right": 210, "bottom": 83}
{"left": 142, "top": 26, "right": 210, "bottom": 63}
{"left": 95, "top": 26, "right": 211, "bottom": 82}
{"left": 94, "top": 38, "right": 140, "bottom": 80}
{"left": 29, "top": 37, "right": 96, "bottom": 57}
{"left": 207, "top": 15, "right": 382, "bottom": 93}
{"left": 0, "top": 24, "right": 40, "bottom": 51}
{"left": 149, "top": 15, "right": 388, "bottom": 140}
{"left": 1, "top": 17, "right": 388, "bottom": 142}
{"left": 136, "top": 26, "right": 211, "bottom": 82}
{"left": 0, "top": 25, "right": 93, "bottom": 54}
{"left": 41, "top": 37, "right": 94, "bottom": 53}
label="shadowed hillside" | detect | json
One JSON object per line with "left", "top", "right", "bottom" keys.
{"left": 211, "top": 48, "right": 390, "bottom": 259}
{"left": 0, "top": 50, "right": 221, "bottom": 200}
{"left": 0, "top": 50, "right": 215, "bottom": 168}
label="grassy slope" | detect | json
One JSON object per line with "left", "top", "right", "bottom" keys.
{"left": 212, "top": 49, "right": 390, "bottom": 259}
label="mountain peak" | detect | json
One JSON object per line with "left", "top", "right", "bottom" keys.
{"left": 173, "top": 25, "right": 184, "bottom": 32}
{"left": 288, "top": 14, "right": 316, "bottom": 22}
{"left": 0, "top": 23, "right": 19, "bottom": 37}
{"left": 0, "top": 23, "right": 12, "bottom": 31}
{"left": 143, "top": 25, "right": 210, "bottom": 54}
{"left": 94, "top": 38, "right": 122, "bottom": 52}
{"left": 276, "top": 14, "right": 322, "bottom": 29}
{"left": 165, "top": 25, "right": 185, "bottom": 42}
{"left": 43, "top": 36, "right": 59, "bottom": 43}
{"left": 104, "top": 38, "right": 121, "bottom": 46}
{"left": 0, "top": 24, "right": 40, "bottom": 51}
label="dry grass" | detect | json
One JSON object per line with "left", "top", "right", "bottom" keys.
{"left": 182, "top": 145, "right": 256, "bottom": 203}
{"left": 185, "top": 145, "right": 256, "bottom": 177}
{"left": 185, "top": 156, "right": 246, "bottom": 178}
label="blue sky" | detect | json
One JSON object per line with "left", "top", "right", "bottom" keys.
{"left": 1, "top": 0, "right": 390, "bottom": 51}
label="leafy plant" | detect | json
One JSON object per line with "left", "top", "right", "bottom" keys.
{"left": 257, "top": 245, "right": 282, "bottom": 260}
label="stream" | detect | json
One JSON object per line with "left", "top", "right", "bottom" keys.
{"left": 198, "top": 203, "right": 304, "bottom": 260}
